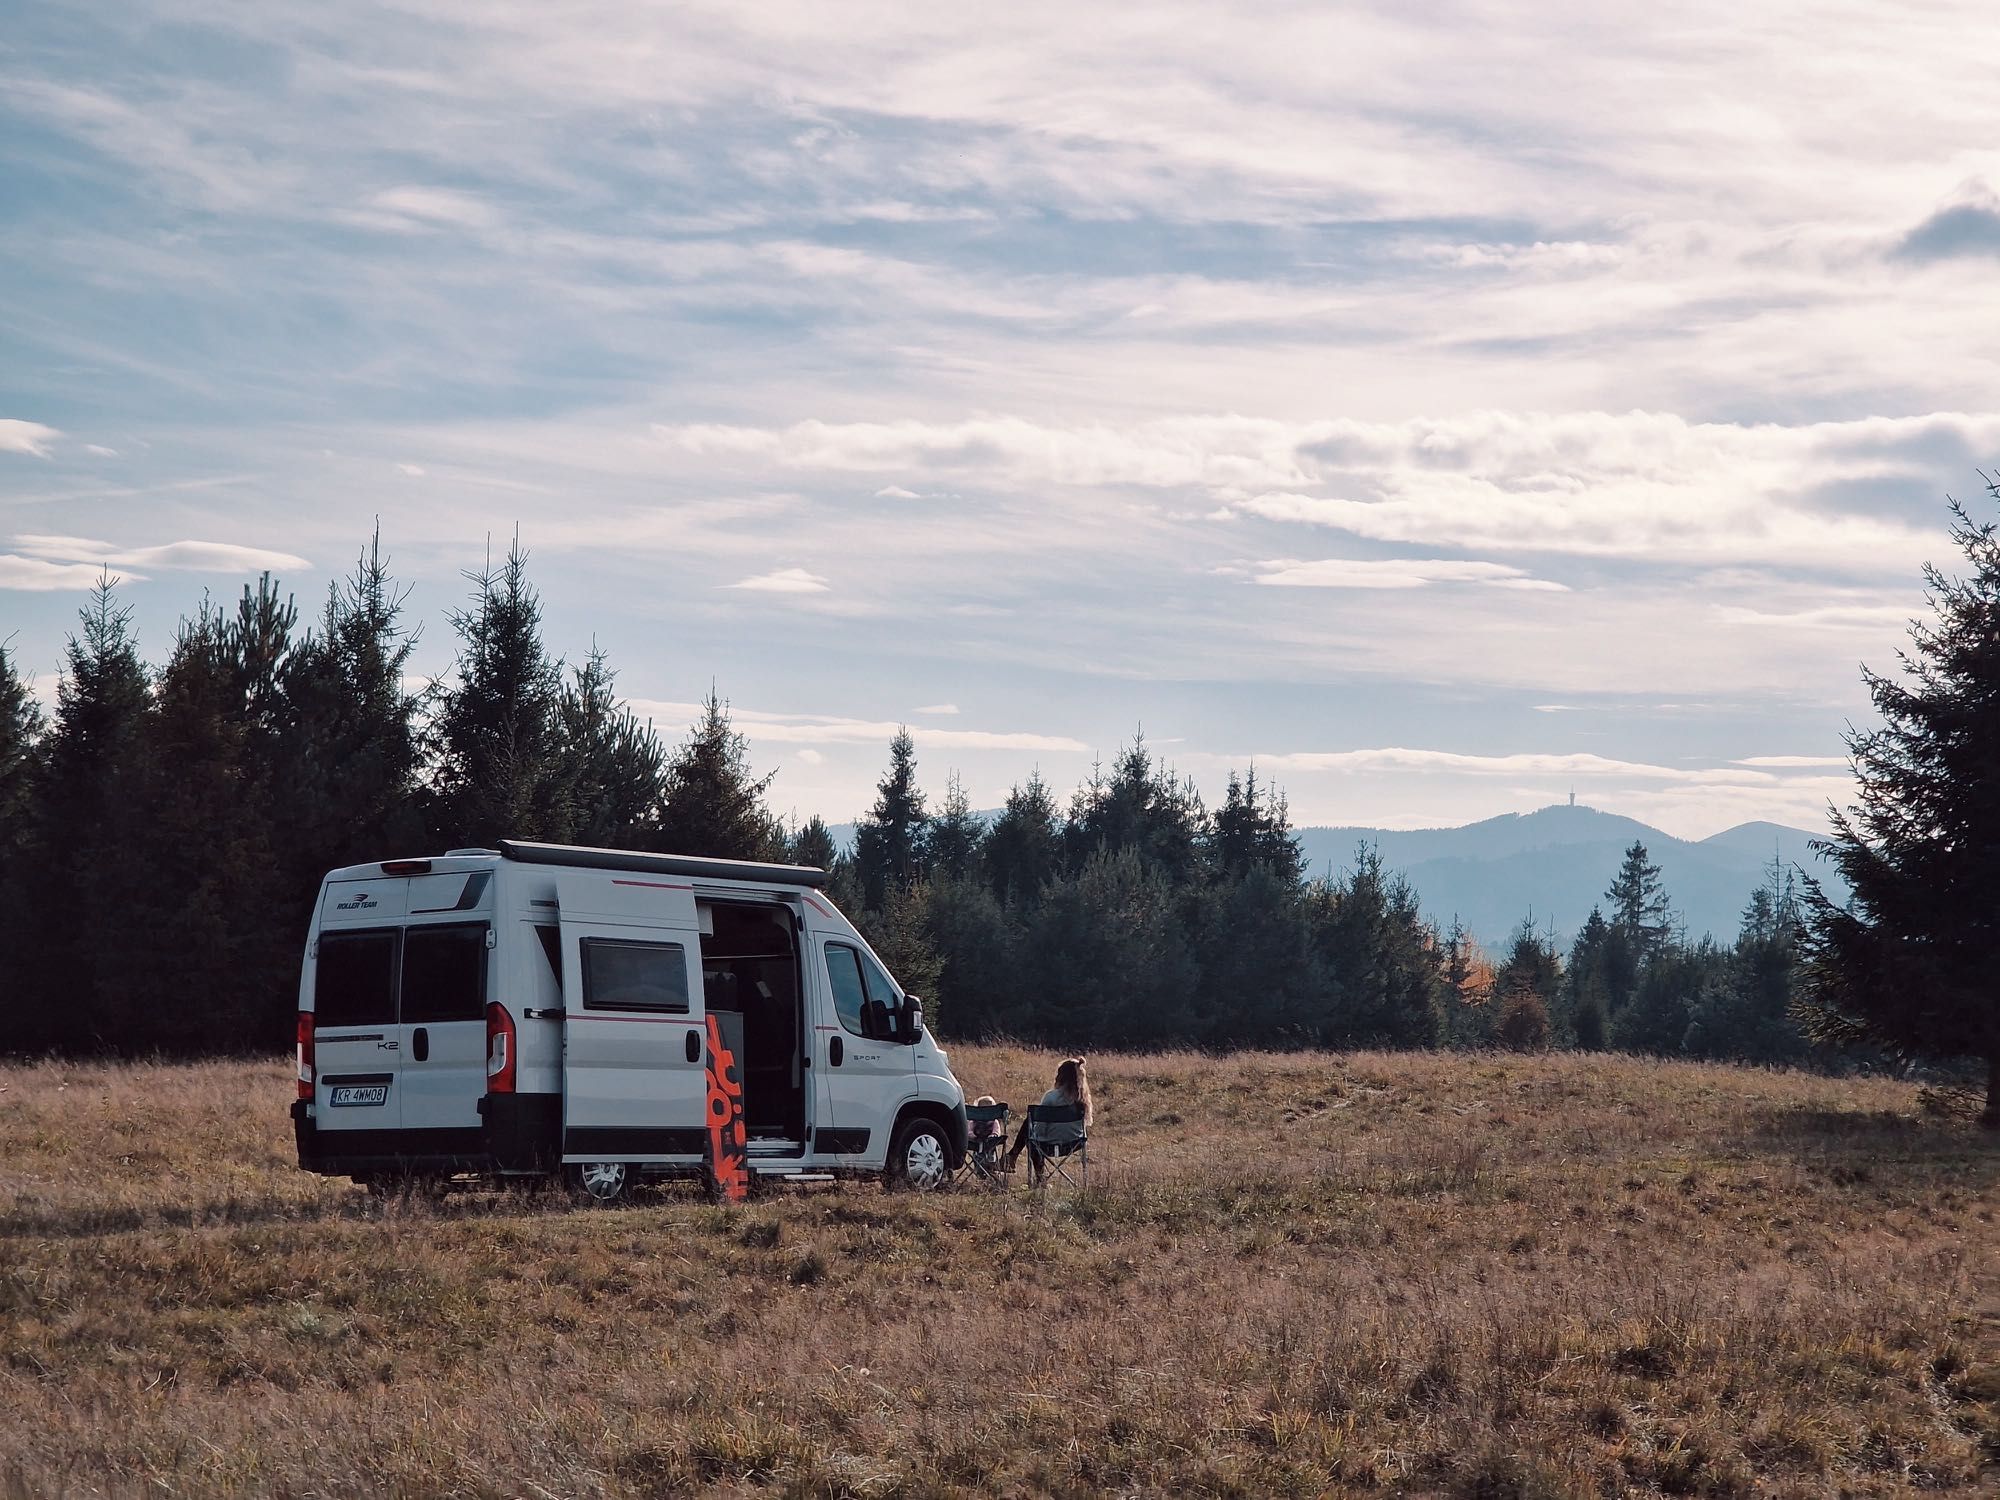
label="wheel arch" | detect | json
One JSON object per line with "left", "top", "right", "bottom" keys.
{"left": 890, "top": 1098, "right": 966, "bottom": 1169}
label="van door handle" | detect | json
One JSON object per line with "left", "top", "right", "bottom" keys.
{"left": 412, "top": 1027, "right": 429, "bottom": 1063}
{"left": 829, "top": 1036, "right": 844, "bottom": 1067}
{"left": 686, "top": 1029, "right": 701, "bottom": 1064}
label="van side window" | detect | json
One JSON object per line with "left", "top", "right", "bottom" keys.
{"left": 401, "top": 923, "right": 488, "bottom": 1024}
{"left": 315, "top": 929, "right": 400, "bottom": 1028}
{"left": 581, "top": 938, "right": 690, "bottom": 1013}
{"left": 826, "top": 943, "right": 901, "bottom": 1040}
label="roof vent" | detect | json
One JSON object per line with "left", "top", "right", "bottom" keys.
{"left": 446, "top": 848, "right": 501, "bottom": 857}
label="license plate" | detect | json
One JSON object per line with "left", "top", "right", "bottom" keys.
{"left": 329, "top": 1085, "right": 388, "bottom": 1107}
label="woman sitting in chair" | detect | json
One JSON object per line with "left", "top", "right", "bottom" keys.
{"left": 1006, "top": 1056, "right": 1092, "bottom": 1172}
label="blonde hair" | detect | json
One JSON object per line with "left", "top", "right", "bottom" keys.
{"left": 1054, "top": 1057, "right": 1092, "bottom": 1125}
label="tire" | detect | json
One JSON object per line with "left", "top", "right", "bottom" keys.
{"left": 566, "top": 1161, "right": 631, "bottom": 1206}
{"left": 885, "top": 1117, "right": 951, "bottom": 1193}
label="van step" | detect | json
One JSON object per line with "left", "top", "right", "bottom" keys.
{"left": 753, "top": 1169, "right": 835, "bottom": 1183}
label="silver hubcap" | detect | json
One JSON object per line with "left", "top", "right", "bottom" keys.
{"left": 578, "top": 1162, "right": 626, "bottom": 1201}
{"left": 904, "top": 1133, "right": 947, "bottom": 1191}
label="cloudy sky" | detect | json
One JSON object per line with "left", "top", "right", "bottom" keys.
{"left": 5, "top": 2, "right": 1999, "bottom": 840}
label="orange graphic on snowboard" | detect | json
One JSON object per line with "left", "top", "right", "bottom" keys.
{"left": 704, "top": 1015, "right": 749, "bottom": 1203}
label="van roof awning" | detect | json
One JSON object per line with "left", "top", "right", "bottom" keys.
{"left": 497, "top": 839, "right": 829, "bottom": 890}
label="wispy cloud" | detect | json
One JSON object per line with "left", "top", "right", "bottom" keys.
{"left": 2, "top": 2, "right": 1992, "bottom": 837}
{"left": 626, "top": 698, "right": 1086, "bottom": 754}
{"left": 723, "top": 567, "right": 830, "bottom": 594}
{"left": 0, "top": 555, "right": 125, "bottom": 591}
{"left": 655, "top": 410, "right": 1991, "bottom": 569}
{"left": 0, "top": 420, "right": 59, "bottom": 458}
{"left": 914, "top": 703, "right": 960, "bottom": 715}
{"left": 354, "top": 186, "right": 499, "bottom": 234}
{"left": 1238, "top": 746, "right": 1843, "bottom": 789}
{"left": 13, "top": 535, "right": 309, "bottom": 573}
{"left": 1250, "top": 558, "right": 1565, "bottom": 592}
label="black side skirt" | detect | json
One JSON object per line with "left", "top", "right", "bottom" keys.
{"left": 563, "top": 1126, "right": 707, "bottom": 1158}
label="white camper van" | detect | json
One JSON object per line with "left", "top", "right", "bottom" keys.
{"left": 290, "top": 840, "right": 967, "bottom": 1199}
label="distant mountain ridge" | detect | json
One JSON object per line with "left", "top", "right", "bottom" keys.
{"left": 1295, "top": 804, "right": 1843, "bottom": 947}
{"left": 824, "top": 802, "right": 1844, "bottom": 948}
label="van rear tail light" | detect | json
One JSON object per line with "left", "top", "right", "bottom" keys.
{"left": 485, "top": 1002, "right": 517, "bottom": 1094}
{"left": 296, "top": 1011, "right": 315, "bottom": 1101}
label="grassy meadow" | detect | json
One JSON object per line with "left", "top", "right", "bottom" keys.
{"left": 1, "top": 1045, "right": 1996, "bottom": 1498}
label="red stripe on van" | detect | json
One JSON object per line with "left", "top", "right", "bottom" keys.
{"left": 803, "top": 895, "right": 833, "bottom": 917}
{"left": 567, "top": 1013, "right": 694, "bottom": 1025}
{"left": 611, "top": 879, "right": 695, "bottom": 890}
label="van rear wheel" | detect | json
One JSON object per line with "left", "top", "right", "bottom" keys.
{"left": 886, "top": 1118, "right": 951, "bottom": 1193}
{"left": 566, "top": 1161, "right": 630, "bottom": 1206}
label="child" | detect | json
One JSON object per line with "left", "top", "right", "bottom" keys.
{"left": 968, "top": 1095, "right": 1006, "bottom": 1153}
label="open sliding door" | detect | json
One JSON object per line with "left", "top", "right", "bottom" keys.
{"left": 558, "top": 872, "right": 707, "bottom": 1163}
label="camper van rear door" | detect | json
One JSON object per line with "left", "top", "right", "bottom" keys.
{"left": 312, "top": 926, "right": 404, "bottom": 1132}
{"left": 557, "top": 873, "right": 707, "bottom": 1162}
{"left": 397, "top": 921, "right": 490, "bottom": 1133}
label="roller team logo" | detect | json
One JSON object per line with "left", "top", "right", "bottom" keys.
{"left": 704, "top": 1014, "right": 749, "bottom": 1203}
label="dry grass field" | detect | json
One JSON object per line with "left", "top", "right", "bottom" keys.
{"left": 1, "top": 1046, "right": 1996, "bottom": 1498}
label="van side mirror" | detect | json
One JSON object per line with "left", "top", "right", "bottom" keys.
{"left": 901, "top": 997, "right": 924, "bottom": 1044}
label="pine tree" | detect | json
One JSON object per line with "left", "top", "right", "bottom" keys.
{"left": 1492, "top": 922, "right": 1560, "bottom": 1051}
{"left": 926, "top": 772, "right": 984, "bottom": 882}
{"left": 982, "top": 771, "right": 1063, "bottom": 905}
{"left": 655, "top": 689, "right": 782, "bottom": 859}
{"left": 786, "top": 814, "right": 838, "bottom": 872}
{"left": 1606, "top": 841, "right": 1672, "bottom": 958}
{"left": 1193, "top": 864, "right": 1319, "bottom": 1045}
{"left": 1805, "top": 484, "right": 2000, "bottom": 1124}
{"left": 1684, "top": 861, "right": 1809, "bottom": 1063}
{"left": 559, "top": 647, "right": 666, "bottom": 849}
{"left": 116, "top": 601, "right": 287, "bottom": 1050}
{"left": 1309, "top": 846, "right": 1444, "bottom": 1049}
{"left": 1603, "top": 932, "right": 1719, "bottom": 1057}
{"left": 1209, "top": 766, "right": 1305, "bottom": 884}
{"left": 1026, "top": 847, "right": 1200, "bottom": 1045}
{"left": 853, "top": 727, "right": 928, "bottom": 908}
{"left": 0, "top": 641, "right": 42, "bottom": 864}
{"left": 425, "top": 539, "right": 572, "bottom": 847}
{"left": 0, "top": 643, "right": 45, "bottom": 1049}
{"left": 1437, "top": 919, "right": 1496, "bottom": 1049}
{"left": 921, "top": 873, "right": 1024, "bottom": 1037}
{"left": 864, "top": 879, "right": 943, "bottom": 1029}
{"left": 25, "top": 575, "right": 153, "bottom": 1050}
{"left": 278, "top": 528, "right": 426, "bottom": 893}
{"left": 1563, "top": 907, "right": 1614, "bottom": 1049}
{"left": 1065, "top": 734, "right": 1207, "bottom": 883}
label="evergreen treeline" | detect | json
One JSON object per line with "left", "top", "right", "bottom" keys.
{"left": 0, "top": 538, "right": 791, "bottom": 1054}
{"left": 0, "top": 536, "right": 1822, "bottom": 1063}
{"left": 832, "top": 738, "right": 1824, "bottom": 1063}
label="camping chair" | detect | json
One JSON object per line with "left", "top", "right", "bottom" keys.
{"left": 958, "top": 1101, "right": 1012, "bottom": 1188}
{"left": 1024, "top": 1102, "right": 1088, "bottom": 1189}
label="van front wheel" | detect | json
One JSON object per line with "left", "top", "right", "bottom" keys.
{"left": 886, "top": 1118, "right": 951, "bottom": 1193}
{"left": 566, "top": 1161, "right": 630, "bottom": 1206}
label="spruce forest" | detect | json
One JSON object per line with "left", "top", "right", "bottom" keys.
{"left": 0, "top": 532, "right": 1836, "bottom": 1067}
